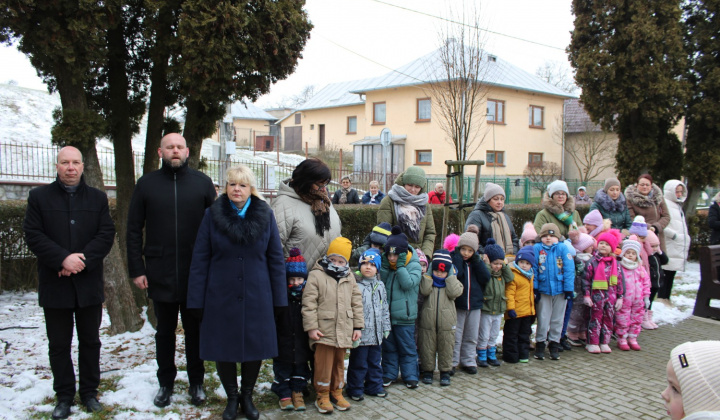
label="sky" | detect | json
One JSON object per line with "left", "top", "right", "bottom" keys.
{"left": 0, "top": 0, "right": 575, "bottom": 108}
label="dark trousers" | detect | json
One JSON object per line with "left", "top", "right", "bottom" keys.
{"left": 347, "top": 344, "right": 383, "bottom": 397}
{"left": 648, "top": 286, "right": 659, "bottom": 309}
{"left": 44, "top": 304, "right": 102, "bottom": 402}
{"left": 561, "top": 298, "right": 573, "bottom": 337}
{"left": 271, "top": 360, "right": 310, "bottom": 399}
{"left": 217, "top": 360, "right": 262, "bottom": 396}
{"left": 502, "top": 315, "right": 535, "bottom": 363}
{"left": 658, "top": 270, "right": 677, "bottom": 299}
{"left": 153, "top": 300, "right": 204, "bottom": 387}
{"left": 381, "top": 325, "right": 419, "bottom": 383}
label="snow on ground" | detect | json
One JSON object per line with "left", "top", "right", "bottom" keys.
{"left": 651, "top": 261, "right": 701, "bottom": 326}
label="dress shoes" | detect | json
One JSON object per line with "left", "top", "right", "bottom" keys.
{"left": 83, "top": 397, "right": 103, "bottom": 413}
{"left": 189, "top": 384, "right": 206, "bottom": 406}
{"left": 51, "top": 400, "right": 72, "bottom": 419}
{"left": 154, "top": 386, "right": 173, "bottom": 408}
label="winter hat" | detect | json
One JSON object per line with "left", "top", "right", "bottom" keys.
{"left": 443, "top": 233, "right": 460, "bottom": 252}
{"left": 519, "top": 222, "right": 538, "bottom": 247}
{"left": 568, "top": 230, "right": 595, "bottom": 253}
{"left": 629, "top": 215, "right": 648, "bottom": 237}
{"left": 604, "top": 177, "right": 621, "bottom": 191}
{"left": 515, "top": 245, "right": 536, "bottom": 266}
{"left": 431, "top": 249, "right": 453, "bottom": 273}
{"left": 577, "top": 186, "right": 586, "bottom": 193}
{"left": 327, "top": 237, "right": 352, "bottom": 263}
{"left": 457, "top": 225, "right": 480, "bottom": 252}
{"left": 483, "top": 182, "right": 506, "bottom": 202}
{"left": 359, "top": 248, "right": 382, "bottom": 272}
{"left": 384, "top": 225, "right": 409, "bottom": 254}
{"left": 369, "top": 222, "right": 392, "bottom": 246}
{"left": 670, "top": 341, "right": 720, "bottom": 414}
{"left": 396, "top": 167, "right": 426, "bottom": 190}
{"left": 285, "top": 247, "right": 308, "bottom": 279}
{"left": 484, "top": 238, "right": 505, "bottom": 262}
{"left": 547, "top": 180, "right": 569, "bottom": 198}
{"left": 597, "top": 229, "right": 622, "bottom": 251}
{"left": 583, "top": 209, "right": 605, "bottom": 237}
{"left": 621, "top": 237, "right": 642, "bottom": 258}
{"left": 537, "top": 223, "right": 562, "bottom": 240}
{"left": 415, "top": 248, "right": 428, "bottom": 267}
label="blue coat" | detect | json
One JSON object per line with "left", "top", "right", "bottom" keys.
{"left": 451, "top": 251, "right": 490, "bottom": 311}
{"left": 532, "top": 242, "right": 575, "bottom": 296}
{"left": 187, "top": 195, "right": 287, "bottom": 363}
{"left": 362, "top": 190, "right": 385, "bottom": 204}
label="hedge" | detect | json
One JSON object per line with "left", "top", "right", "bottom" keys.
{"left": 0, "top": 201, "right": 711, "bottom": 290}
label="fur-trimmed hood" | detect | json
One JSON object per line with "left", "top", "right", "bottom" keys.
{"left": 541, "top": 192, "right": 576, "bottom": 215}
{"left": 593, "top": 188, "right": 628, "bottom": 213}
{"left": 211, "top": 194, "right": 272, "bottom": 244}
{"left": 625, "top": 183, "right": 664, "bottom": 208}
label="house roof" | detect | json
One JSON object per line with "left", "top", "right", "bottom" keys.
{"left": 296, "top": 77, "right": 379, "bottom": 112}
{"left": 223, "top": 100, "right": 277, "bottom": 123}
{"left": 348, "top": 47, "right": 578, "bottom": 99}
{"left": 564, "top": 99, "right": 602, "bottom": 133}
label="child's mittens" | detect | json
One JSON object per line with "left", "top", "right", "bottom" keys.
{"left": 352, "top": 339, "right": 361, "bottom": 348}
{"left": 614, "top": 297, "right": 624, "bottom": 311}
{"left": 583, "top": 296, "right": 593, "bottom": 307}
{"left": 644, "top": 297, "right": 651, "bottom": 309}
{"left": 383, "top": 330, "right": 390, "bottom": 339}
{"left": 507, "top": 309, "right": 517, "bottom": 319}
{"left": 564, "top": 291, "right": 574, "bottom": 300}
{"left": 397, "top": 252, "right": 408, "bottom": 267}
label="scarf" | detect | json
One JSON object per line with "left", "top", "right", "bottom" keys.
{"left": 576, "top": 253, "right": 593, "bottom": 263}
{"left": 296, "top": 188, "right": 332, "bottom": 236}
{"left": 542, "top": 193, "right": 577, "bottom": 228}
{"left": 512, "top": 261, "right": 534, "bottom": 279}
{"left": 318, "top": 255, "right": 349, "bottom": 281}
{"left": 339, "top": 187, "right": 350, "bottom": 204}
{"left": 621, "top": 257, "right": 638, "bottom": 270}
{"left": 288, "top": 280, "right": 306, "bottom": 300}
{"left": 431, "top": 273, "right": 447, "bottom": 288}
{"left": 490, "top": 212, "right": 515, "bottom": 255}
{"left": 592, "top": 255, "right": 618, "bottom": 290}
{"left": 388, "top": 184, "right": 428, "bottom": 242}
{"left": 229, "top": 196, "right": 251, "bottom": 219}
{"left": 370, "top": 193, "right": 379, "bottom": 204}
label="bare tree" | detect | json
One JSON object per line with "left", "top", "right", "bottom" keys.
{"left": 554, "top": 115, "right": 616, "bottom": 183}
{"left": 423, "top": 7, "right": 491, "bottom": 161}
{"left": 290, "top": 84, "right": 316, "bottom": 108}
{"left": 536, "top": 61, "right": 578, "bottom": 95}
{"left": 523, "top": 161, "right": 562, "bottom": 194}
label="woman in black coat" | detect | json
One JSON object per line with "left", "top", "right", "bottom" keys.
{"left": 710, "top": 192, "right": 720, "bottom": 245}
{"left": 464, "top": 182, "right": 519, "bottom": 257}
{"left": 188, "top": 165, "right": 287, "bottom": 420}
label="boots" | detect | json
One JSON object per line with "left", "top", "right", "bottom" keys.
{"left": 617, "top": 336, "right": 630, "bottom": 351}
{"left": 628, "top": 335, "right": 641, "bottom": 351}
{"left": 641, "top": 311, "right": 655, "bottom": 330}
{"left": 240, "top": 389, "right": 259, "bottom": 420}
{"left": 648, "top": 310, "right": 659, "bottom": 329}
{"left": 315, "top": 391, "right": 333, "bottom": 414}
{"left": 560, "top": 336, "right": 572, "bottom": 351}
{"left": 534, "top": 341, "right": 546, "bottom": 360}
{"left": 291, "top": 391, "right": 306, "bottom": 411}
{"left": 487, "top": 347, "right": 501, "bottom": 366}
{"left": 239, "top": 361, "right": 261, "bottom": 420}
{"left": 586, "top": 344, "right": 601, "bottom": 354}
{"left": 477, "top": 348, "right": 489, "bottom": 367}
{"left": 329, "top": 389, "right": 351, "bottom": 411}
{"left": 548, "top": 341, "right": 560, "bottom": 360}
{"left": 217, "top": 362, "right": 239, "bottom": 420}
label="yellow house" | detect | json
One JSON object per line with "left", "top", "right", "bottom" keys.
{"left": 278, "top": 47, "right": 575, "bottom": 181}
{"left": 212, "top": 100, "right": 277, "bottom": 149}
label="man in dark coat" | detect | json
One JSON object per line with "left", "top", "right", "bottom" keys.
{"left": 23, "top": 146, "right": 115, "bottom": 419}
{"left": 126, "top": 133, "right": 216, "bottom": 408}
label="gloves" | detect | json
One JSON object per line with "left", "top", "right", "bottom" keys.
{"left": 644, "top": 297, "right": 651, "bottom": 309}
{"left": 352, "top": 339, "right": 361, "bottom": 349}
{"left": 396, "top": 252, "right": 408, "bottom": 267}
{"left": 583, "top": 296, "right": 593, "bottom": 307}
{"left": 383, "top": 330, "right": 390, "bottom": 339}
{"left": 381, "top": 254, "right": 390, "bottom": 270}
{"left": 534, "top": 289, "right": 540, "bottom": 303}
{"left": 564, "top": 291, "right": 574, "bottom": 300}
{"left": 615, "top": 297, "right": 624, "bottom": 311}
{"left": 507, "top": 309, "right": 517, "bottom": 319}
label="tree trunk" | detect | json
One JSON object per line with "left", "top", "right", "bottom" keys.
{"left": 684, "top": 185, "right": 701, "bottom": 220}
{"left": 183, "top": 99, "right": 205, "bottom": 169}
{"left": 103, "top": 239, "right": 144, "bottom": 334}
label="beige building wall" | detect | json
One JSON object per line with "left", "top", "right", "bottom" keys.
{"left": 292, "top": 104, "right": 366, "bottom": 151}
{"left": 210, "top": 119, "right": 273, "bottom": 147}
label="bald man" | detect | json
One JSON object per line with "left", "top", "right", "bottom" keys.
{"left": 23, "top": 146, "right": 116, "bottom": 419}
{"left": 126, "top": 133, "right": 216, "bottom": 408}
{"left": 428, "top": 182, "right": 453, "bottom": 204}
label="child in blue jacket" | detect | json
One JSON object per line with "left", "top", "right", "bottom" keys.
{"left": 532, "top": 223, "right": 574, "bottom": 361}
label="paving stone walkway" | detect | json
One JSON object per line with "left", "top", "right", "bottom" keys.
{"left": 264, "top": 316, "right": 720, "bottom": 420}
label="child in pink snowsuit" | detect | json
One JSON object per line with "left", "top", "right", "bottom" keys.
{"left": 614, "top": 237, "right": 650, "bottom": 351}
{"left": 583, "top": 229, "right": 625, "bottom": 354}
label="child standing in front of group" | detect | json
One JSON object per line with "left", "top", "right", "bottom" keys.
{"left": 477, "top": 239, "right": 514, "bottom": 368}
{"left": 451, "top": 225, "right": 490, "bottom": 374}
{"left": 380, "top": 226, "right": 423, "bottom": 389}
{"left": 532, "top": 223, "right": 575, "bottom": 361}
{"left": 583, "top": 229, "right": 625, "bottom": 354}
{"left": 615, "top": 237, "right": 650, "bottom": 351}
{"left": 643, "top": 230, "right": 668, "bottom": 329}
{"left": 418, "top": 250, "right": 463, "bottom": 386}
{"left": 272, "top": 248, "right": 312, "bottom": 411}
{"left": 565, "top": 231, "right": 596, "bottom": 347}
{"left": 502, "top": 246, "right": 536, "bottom": 363}
{"left": 302, "top": 237, "right": 364, "bottom": 414}
{"left": 347, "top": 248, "right": 391, "bottom": 401}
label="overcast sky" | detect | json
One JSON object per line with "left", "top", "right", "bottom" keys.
{"left": 0, "top": 0, "right": 575, "bottom": 107}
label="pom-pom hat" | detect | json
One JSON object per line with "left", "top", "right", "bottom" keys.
{"left": 597, "top": 229, "right": 622, "bottom": 251}
{"left": 369, "top": 222, "right": 392, "bottom": 246}
{"left": 384, "top": 226, "right": 409, "bottom": 254}
{"left": 285, "top": 247, "right": 308, "bottom": 279}
{"left": 568, "top": 230, "right": 596, "bottom": 253}
{"left": 457, "top": 225, "right": 480, "bottom": 252}
{"left": 629, "top": 215, "right": 648, "bottom": 237}
{"left": 484, "top": 238, "right": 505, "bottom": 262}
{"left": 519, "top": 222, "right": 538, "bottom": 246}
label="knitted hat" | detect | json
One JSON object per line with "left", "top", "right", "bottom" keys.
{"left": 285, "top": 247, "right": 308, "bottom": 279}
{"left": 431, "top": 249, "right": 453, "bottom": 273}
{"left": 483, "top": 182, "right": 506, "bottom": 202}
{"left": 327, "top": 237, "right": 352, "bottom": 263}
{"left": 577, "top": 186, "right": 586, "bottom": 193}
{"left": 568, "top": 230, "right": 596, "bottom": 253}
{"left": 670, "top": 341, "right": 720, "bottom": 414}
{"left": 621, "top": 237, "right": 642, "bottom": 258}
{"left": 646, "top": 230, "right": 660, "bottom": 246}
{"left": 484, "top": 238, "right": 505, "bottom": 262}
{"left": 597, "top": 229, "right": 621, "bottom": 251}
{"left": 537, "top": 223, "right": 562, "bottom": 240}
{"left": 604, "top": 177, "right": 621, "bottom": 191}
{"left": 384, "top": 225, "right": 409, "bottom": 254}
{"left": 396, "top": 167, "right": 426, "bottom": 190}
{"left": 515, "top": 245, "right": 536, "bottom": 266}
{"left": 415, "top": 248, "right": 428, "bottom": 267}
{"left": 629, "top": 215, "right": 648, "bottom": 237}
{"left": 457, "top": 225, "right": 480, "bottom": 252}
{"left": 369, "top": 222, "right": 392, "bottom": 246}
{"left": 547, "top": 180, "right": 569, "bottom": 197}
{"left": 519, "top": 222, "right": 538, "bottom": 247}
{"left": 359, "top": 248, "right": 382, "bottom": 272}
{"left": 583, "top": 209, "right": 605, "bottom": 237}
{"left": 443, "top": 233, "right": 460, "bottom": 252}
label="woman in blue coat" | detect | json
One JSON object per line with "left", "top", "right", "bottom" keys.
{"left": 188, "top": 165, "right": 287, "bottom": 420}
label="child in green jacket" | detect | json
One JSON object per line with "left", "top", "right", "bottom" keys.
{"left": 477, "top": 239, "right": 514, "bottom": 367}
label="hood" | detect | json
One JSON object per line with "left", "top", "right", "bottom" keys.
{"left": 472, "top": 197, "right": 493, "bottom": 213}
{"left": 593, "top": 188, "right": 627, "bottom": 213}
{"left": 625, "top": 183, "right": 664, "bottom": 208}
{"left": 663, "top": 179, "right": 687, "bottom": 204}
{"left": 277, "top": 178, "right": 302, "bottom": 200}
{"left": 541, "top": 192, "right": 576, "bottom": 214}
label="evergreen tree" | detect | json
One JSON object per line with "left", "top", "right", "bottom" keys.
{"left": 568, "top": 0, "right": 688, "bottom": 186}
